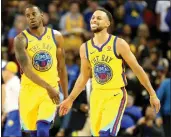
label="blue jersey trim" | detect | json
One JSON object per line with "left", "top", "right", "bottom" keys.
{"left": 85, "top": 42, "right": 89, "bottom": 60}
{"left": 51, "top": 29, "right": 58, "bottom": 47}
{"left": 91, "top": 34, "right": 111, "bottom": 52}
{"left": 26, "top": 27, "right": 47, "bottom": 40}
{"left": 113, "top": 36, "right": 122, "bottom": 59}
{"left": 22, "top": 32, "right": 28, "bottom": 49}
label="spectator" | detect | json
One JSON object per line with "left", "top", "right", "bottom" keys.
{"left": 165, "top": 7, "right": 171, "bottom": 31}
{"left": 7, "top": 15, "right": 26, "bottom": 62}
{"left": 59, "top": 1, "right": 85, "bottom": 50}
{"left": 155, "top": 1, "right": 170, "bottom": 57}
{"left": 155, "top": 1, "right": 170, "bottom": 33}
{"left": 72, "top": 78, "right": 92, "bottom": 136}
{"left": 17, "top": 1, "right": 29, "bottom": 14}
{"left": 133, "top": 23, "right": 149, "bottom": 47}
{"left": 113, "top": 5, "right": 125, "bottom": 35}
{"left": 124, "top": 0, "right": 147, "bottom": 37}
{"left": 56, "top": 88, "right": 88, "bottom": 136}
{"left": 83, "top": 0, "right": 101, "bottom": 31}
{"left": 2, "top": 61, "right": 21, "bottom": 137}
{"left": 102, "top": 0, "right": 116, "bottom": 18}
{"left": 156, "top": 78, "right": 171, "bottom": 137}
{"left": 43, "top": 12, "right": 50, "bottom": 26}
{"left": 65, "top": 50, "right": 80, "bottom": 93}
{"left": 133, "top": 106, "right": 164, "bottom": 137}
{"left": 119, "top": 91, "right": 142, "bottom": 136}
{"left": 48, "top": 2, "right": 60, "bottom": 30}
{"left": 120, "top": 24, "right": 132, "bottom": 44}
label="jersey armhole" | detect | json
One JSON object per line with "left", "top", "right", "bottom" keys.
{"left": 51, "top": 29, "right": 58, "bottom": 47}
{"left": 85, "top": 42, "right": 89, "bottom": 60}
{"left": 113, "top": 36, "right": 122, "bottom": 59}
{"left": 22, "top": 32, "right": 28, "bottom": 49}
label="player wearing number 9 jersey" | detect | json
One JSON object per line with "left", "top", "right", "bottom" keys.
{"left": 14, "top": 4, "right": 68, "bottom": 137}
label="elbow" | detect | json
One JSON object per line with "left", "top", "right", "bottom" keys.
{"left": 22, "top": 67, "right": 31, "bottom": 78}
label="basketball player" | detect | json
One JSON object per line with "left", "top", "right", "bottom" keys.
{"left": 59, "top": 8, "right": 160, "bottom": 136}
{"left": 14, "top": 5, "right": 68, "bottom": 137}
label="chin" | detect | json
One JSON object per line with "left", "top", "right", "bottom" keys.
{"left": 91, "top": 29, "right": 102, "bottom": 33}
{"left": 91, "top": 26, "right": 104, "bottom": 33}
{"left": 30, "top": 25, "right": 39, "bottom": 29}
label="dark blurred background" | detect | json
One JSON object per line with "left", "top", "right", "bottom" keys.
{"left": 1, "top": 0, "right": 171, "bottom": 137}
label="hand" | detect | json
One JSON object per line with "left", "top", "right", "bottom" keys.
{"left": 46, "top": 86, "right": 60, "bottom": 104}
{"left": 59, "top": 97, "right": 73, "bottom": 116}
{"left": 149, "top": 95, "right": 161, "bottom": 113}
{"left": 80, "top": 104, "right": 89, "bottom": 113}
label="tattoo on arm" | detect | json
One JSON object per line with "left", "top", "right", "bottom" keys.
{"left": 14, "top": 34, "right": 29, "bottom": 69}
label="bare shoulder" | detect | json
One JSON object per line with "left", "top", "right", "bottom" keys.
{"left": 53, "top": 30, "right": 63, "bottom": 40}
{"left": 117, "top": 37, "right": 129, "bottom": 47}
{"left": 80, "top": 43, "right": 87, "bottom": 59}
{"left": 14, "top": 33, "right": 26, "bottom": 42}
{"left": 14, "top": 33, "right": 27, "bottom": 49}
{"left": 53, "top": 30, "right": 64, "bottom": 48}
{"left": 116, "top": 37, "right": 130, "bottom": 52}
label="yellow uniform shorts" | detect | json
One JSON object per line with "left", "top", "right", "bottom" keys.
{"left": 19, "top": 85, "right": 58, "bottom": 131}
{"left": 90, "top": 87, "right": 127, "bottom": 136}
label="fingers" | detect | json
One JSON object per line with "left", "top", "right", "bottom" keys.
{"left": 52, "top": 93, "right": 60, "bottom": 104}
{"left": 156, "top": 101, "right": 161, "bottom": 113}
{"left": 59, "top": 105, "right": 69, "bottom": 116}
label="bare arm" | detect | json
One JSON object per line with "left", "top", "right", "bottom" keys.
{"left": 117, "top": 38, "right": 160, "bottom": 113}
{"left": 55, "top": 34, "right": 68, "bottom": 99}
{"left": 68, "top": 43, "right": 91, "bottom": 101}
{"left": 117, "top": 39, "right": 156, "bottom": 96}
{"left": 117, "top": 38, "right": 156, "bottom": 96}
{"left": 14, "top": 33, "right": 51, "bottom": 89}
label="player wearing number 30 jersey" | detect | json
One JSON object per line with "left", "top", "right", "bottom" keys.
{"left": 59, "top": 8, "right": 160, "bottom": 136}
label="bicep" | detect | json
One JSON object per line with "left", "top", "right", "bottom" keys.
{"left": 80, "top": 44, "right": 91, "bottom": 78}
{"left": 14, "top": 34, "right": 29, "bottom": 68}
{"left": 55, "top": 33, "right": 66, "bottom": 68}
{"left": 118, "top": 39, "right": 140, "bottom": 70}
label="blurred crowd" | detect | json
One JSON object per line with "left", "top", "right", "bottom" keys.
{"left": 1, "top": 0, "right": 171, "bottom": 137}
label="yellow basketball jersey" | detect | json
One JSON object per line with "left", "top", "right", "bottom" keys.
{"left": 86, "top": 35, "right": 127, "bottom": 90}
{"left": 21, "top": 27, "right": 60, "bottom": 87}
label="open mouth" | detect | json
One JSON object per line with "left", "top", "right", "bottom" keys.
{"left": 31, "top": 21, "right": 36, "bottom": 24}
{"left": 91, "top": 24, "right": 98, "bottom": 27}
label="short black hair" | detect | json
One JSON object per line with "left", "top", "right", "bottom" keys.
{"left": 96, "top": 8, "right": 113, "bottom": 23}
{"left": 25, "top": 4, "right": 43, "bottom": 13}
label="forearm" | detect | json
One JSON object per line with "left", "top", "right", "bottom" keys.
{"left": 23, "top": 67, "right": 50, "bottom": 89}
{"left": 58, "top": 67, "right": 68, "bottom": 98}
{"left": 68, "top": 74, "right": 89, "bottom": 102}
{"left": 133, "top": 66, "right": 156, "bottom": 96}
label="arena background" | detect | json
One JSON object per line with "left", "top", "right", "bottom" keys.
{"left": 1, "top": 0, "right": 170, "bottom": 137}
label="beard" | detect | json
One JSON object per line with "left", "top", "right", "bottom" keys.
{"left": 30, "top": 25, "right": 39, "bottom": 29}
{"left": 29, "top": 20, "right": 42, "bottom": 30}
{"left": 91, "top": 26, "right": 104, "bottom": 33}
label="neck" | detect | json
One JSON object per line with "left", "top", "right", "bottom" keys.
{"left": 29, "top": 25, "right": 45, "bottom": 37}
{"left": 93, "top": 29, "right": 109, "bottom": 45}
{"left": 4, "top": 74, "right": 14, "bottom": 83}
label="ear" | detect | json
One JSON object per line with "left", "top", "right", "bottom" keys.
{"left": 106, "top": 20, "right": 110, "bottom": 27}
{"left": 41, "top": 12, "right": 44, "bottom": 19}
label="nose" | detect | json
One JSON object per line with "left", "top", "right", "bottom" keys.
{"left": 91, "top": 18, "right": 97, "bottom": 24}
{"left": 29, "top": 15, "right": 35, "bottom": 20}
